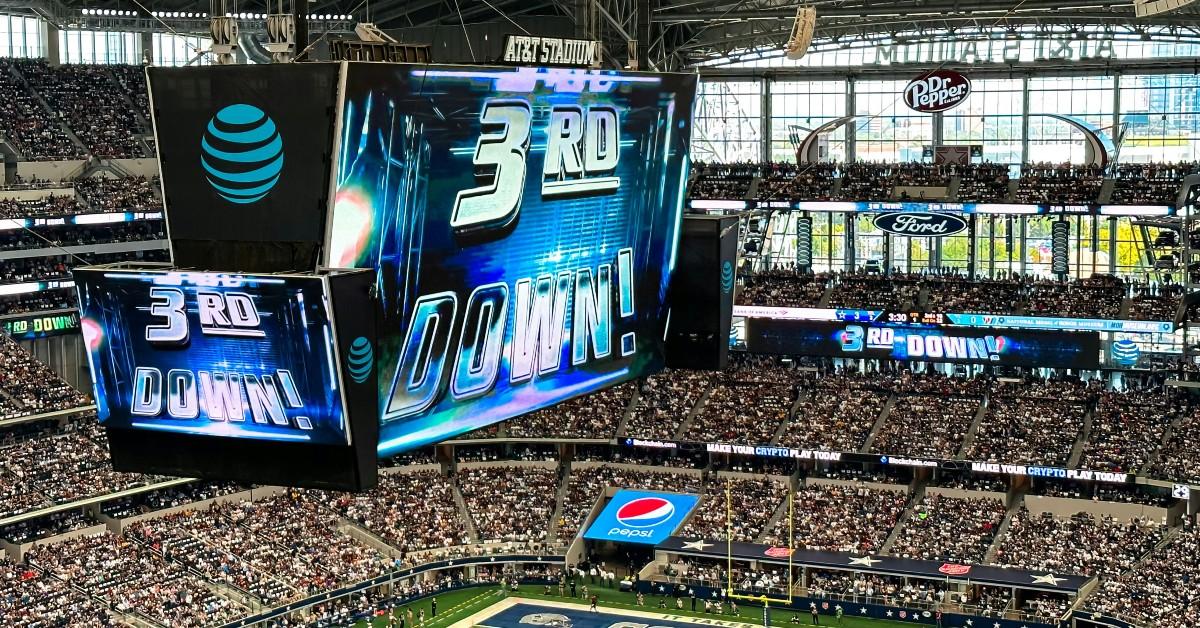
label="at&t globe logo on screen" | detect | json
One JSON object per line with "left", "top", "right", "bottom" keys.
{"left": 1111, "top": 338, "right": 1140, "bottom": 367}
{"left": 200, "top": 104, "right": 284, "bottom": 204}
{"left": 720, "top": 260, "right": 735, "bottom": 295}
{"left": 347, "top": 336, "right": 374, "bottom": 384}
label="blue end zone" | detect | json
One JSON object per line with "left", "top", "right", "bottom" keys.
{"left": 478, "top": 603, "right": 736, "bottom": 628}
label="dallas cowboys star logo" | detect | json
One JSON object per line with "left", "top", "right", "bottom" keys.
{"left": 1031, "top": 573, "right": 1065, "bottom": 586}
{"left": 848, "top": 555, "right": 882, "bottom": 567}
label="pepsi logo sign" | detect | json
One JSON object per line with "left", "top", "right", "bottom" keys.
{"left": 616, "top": 497, "right": 675, "bottom": 528}
{"left": 874, "top": 212, "right": 968, "bottom": 237}
{"left": 904, "top": 70, "right": 971, "bottom": 113}
{"left": 938, "top": 563, "right": 972, "bottom": 576}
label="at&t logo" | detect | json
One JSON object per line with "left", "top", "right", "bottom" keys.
{"left": 1111, "top": 339, "right": 1140, "bottom": 367}
{"left": 720, "top": 260, "right": 734, "bottom": 295}
{"left": 347, "top": 336, "right": 374, "bottom": 384}
{"left": 609, "top": 497, "right": 674, "bottom": 538}
{"left": 200, "top": 104, "right": 284, "bottom": 204}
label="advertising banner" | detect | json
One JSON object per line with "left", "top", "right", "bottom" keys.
{"left": 583, "top": 489, "right": 700, "bottom": 545}
{"left": 75, "top": 269, "right": 351, "bottom": 446}
{"left": 327, "top": 64, "right": 696, "bottom": 455}
{"left": 744, "top": 319, "right": 1101, "bottom": 369}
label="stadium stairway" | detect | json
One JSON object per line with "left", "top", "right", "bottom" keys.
{"left": 1005, "top": 178, "right": 1020, "bottom": 201}
{"left": 1067, "top": 406, "right": 1096, "bottom": 469}
{"left": 769, "top": 390, "right": 810, "bottom": 445}
{"left": 546, "top": 460, "right": 572, "bottom": 540}
{"left": 1141, "top": 410, "right": 1186, "bottom": 477}
{"left": 613, "top": 385, "right": 642, "bottom": 437}
{"left": 452, "top": 484, "right": 481, "bottom": 544}
{"left": 983, "top": 491, "right": 1025, "bottom": 564}
{"left": 0, "top": 138, "right": 23, "bottom": 166}
{"left": 829, "top": 177, "right": 844, "bottom": 199}
{"left": 815, "top": 283, "right": 834, "bottom": 308}
{"left": 945, "top": 175, "right": 962, "bottom": 200}
{"left": 105, "top": 67, "right": 154, "bottom": 157}
{"left": 193, "top": 567, "right": 263, "bottom": 614}
{"left": 955, "top": 393, "right": 991, "bottom": 460}
{"left": 1096, "top": 178, "right": 1116, "bottom": 205}
{"left": 339, "top": 513, "right": 405, "bottom": 563}
{"left": 859, "top": 394, "right": 897, "bottom": 453}
{"left": 672, "top": 389, "right": 713, "bottom": 441}
{"left": 745, "top": 178, "right": 761, "bottom": 201}
{"left": 8, "top": 65, "right": 90, "bottom": 157}
{"left": 880, "top": 481, "right": 926, "bottom": 555}
{"left": 754, "top": 472, "right": 800, "bottom": 544}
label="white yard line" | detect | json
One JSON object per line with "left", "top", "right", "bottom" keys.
{"left": 449, "top": 596, "right": 763, "bottom": 628}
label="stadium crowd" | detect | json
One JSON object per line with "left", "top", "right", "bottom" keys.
{"left": 1080, "top": 388, "right": 1187, "bottom": 474}
{"left": 765, "top": 482, "right": 908, "bottom": 553}
{"left": 326, "top": 470, "right": 471, "bottom": 564}
{"left": 993, "top": 509, "right": 1165, "bottom": 578}
{"left": 26, "top": 532, "right": 246, "bottom": 626}
{"left": 1087, "top": 523, "right": 1200, "bottom": 627}
{"left": 737, "top": 267, "right": 1174, "bottom": 322}
{"left": 678, "top": 475, "right": 788, "bottom": 542}
{"left": 507, "top": 383, "right": 635, "bottom": 439}
{"left": 777, "top": 372, "right": 888, "bottom": 452}
{"left": 889, "top": 493, "right": 1007, "bottom": 564}
{"left": 687, "top": 161, "right": 1188, "bottom": 206}
{"left": 623, "top": 369, "right": 716, "bottom": 440}
{"left": 14, "top": 61, "right": 149, "bottom": 158}
{"left": 457, "top": 466, "right": 559, "bottom": 545}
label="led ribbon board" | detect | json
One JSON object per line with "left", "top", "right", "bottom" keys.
{"left": 744, "top": 319, "right": 1101, "bottom": 369}
{"left": 327, "top": 65, "right": 696, "bottom": 456}
{"left": 1, "top": 310, "right": 80, "bottom": 340}
{"left": 583, "top": 489, "right": 700, "bottom": 545}
{"left": 75, "top": 269, "right": 351, "bottom": 446}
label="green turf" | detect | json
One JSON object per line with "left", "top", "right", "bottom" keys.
{"left": 356, "top": 582, "right": 919, "bottom": 628}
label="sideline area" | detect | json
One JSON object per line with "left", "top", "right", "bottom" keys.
{"left": 356, "top": 586, "right": 917, "bottom": 628}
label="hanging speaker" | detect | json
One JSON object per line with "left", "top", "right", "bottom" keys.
{"left": 1051, "top": 220, "right": 1070, "bottom": 275}
{"left": 795, "top": 217, "right": 813, "bottom": 268}
{"left": 785, "top": 6, "right": 817, "bottom": 60}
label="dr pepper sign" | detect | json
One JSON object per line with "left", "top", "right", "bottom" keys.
{"left": 903, "top": 69, "right": 971, "bottom": 113}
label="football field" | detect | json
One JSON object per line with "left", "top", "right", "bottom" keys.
{"left": 358, "top": 586, "right": 917, "bottom": 628}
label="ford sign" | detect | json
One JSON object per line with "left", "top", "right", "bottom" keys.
{"left": 874, "top": 212, "right": 968, "bottom": 237}
{"left": 904, "top": 70, "right": 971, "bottom": 113}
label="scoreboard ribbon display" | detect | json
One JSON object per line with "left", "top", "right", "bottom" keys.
{"left": 327, "top": 65, "right": 696, "bottom": 455}
{"left": 1, "top": 310, "right": 80, "bottom": 340}
{"left": 745, "top": 318, "right": 1101, "bottom": 369}
{"left": 75, "top": 269, "right": 351, "bottom": 446}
